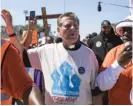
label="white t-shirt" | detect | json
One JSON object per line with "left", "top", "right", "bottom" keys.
{"left": 27, "top": 43, "right": 99, "bottom": 105}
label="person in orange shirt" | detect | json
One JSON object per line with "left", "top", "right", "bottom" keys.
{"left": 1, "top": 38, "right": 44, "bottom": 105}
{"left": 96, "top": 15, "right": 132, "bottom": 105}
{"left": 1, "top": 10, "right": 44, "bottom": 105}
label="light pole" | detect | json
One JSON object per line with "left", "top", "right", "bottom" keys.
{"left": 23, "top": 10, "right": 28, "bottom": 24}
{"left": 97, "top": 1, "right": 132, "bottom": 12}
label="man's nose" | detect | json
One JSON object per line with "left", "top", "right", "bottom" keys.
{"left": 70, "top": 25, "right": 75, "bottom": 30}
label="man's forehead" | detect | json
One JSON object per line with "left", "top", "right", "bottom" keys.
{"left": 60, "top": 16, "right": 77, "bottom": 24}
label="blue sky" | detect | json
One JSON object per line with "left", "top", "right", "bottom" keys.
{"left": 1, "top": 0, "right": 131, "bottom": 39}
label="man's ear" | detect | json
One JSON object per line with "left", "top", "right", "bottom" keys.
{"left": 57, "top": 27, "right": 61, "bottom": 37}
{"left": 57, "top": 27, "right": 60, "bottom": 33}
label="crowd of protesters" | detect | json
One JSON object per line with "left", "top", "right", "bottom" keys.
{"left": 1, "top": 9, "right": 132, "bottom": 105}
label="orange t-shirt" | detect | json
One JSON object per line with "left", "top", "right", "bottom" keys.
{"left": 0, "top": 90, "right": 12, "bottom": 105}
{"left": 99, "top": 44, "right": 132, "bottom": 105}
{"left": 32, "top": 30, "right": 38, "bottom": 45}
{"left": 1, "top": 44, "right": 35, "bottom": 100}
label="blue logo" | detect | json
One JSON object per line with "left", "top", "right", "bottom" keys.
{"left": 51, "top": 61, "right": 81, "bottom": 97}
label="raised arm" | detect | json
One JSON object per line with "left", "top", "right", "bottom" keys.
{"left": 1, "top": 9, "right": 23, "bottom": 55}
{"left": 20, "top": 18, "right": 37, "bottom": 49}
{"left": 1, "top": 9, "right": 37, "bottom": 54}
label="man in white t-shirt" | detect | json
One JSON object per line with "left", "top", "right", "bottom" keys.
{"left": 5, "top": 11, "right": 99, "bottom": 105}
{"left": 27, "top": 12, "right": 99, "bottom": 105}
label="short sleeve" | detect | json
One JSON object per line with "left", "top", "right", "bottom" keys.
{"left": 27, "top": 48, "right": 42, "bottom": 70}
{"left": 2, "top": 45, "right": 35, "bottom": 100}
{"left": 90, "top": 51, "right": 99, "bottom": 89}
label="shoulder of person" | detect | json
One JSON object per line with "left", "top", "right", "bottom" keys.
{"left": 107, "top": 44, "right": 124, "bottom": 57}
{"left": 43, "top": 43, "right": 56, "bottom": 49}
{"left": 10, "top": 44, "right": 20, "bottom": 54}
{"left": 5, "top": 44, "right": 20, "bottom": 59}
{"left": 90, "top": 35, "right": 100, "bottom": 42}
{"left": 112, "top": 44, "right": 124, "bottom": 50}
{"left": 81, "top": 44, "right": 96, "bottom": 55}
{"left": 37, "top": 43, "right": 58, "bottom": 52}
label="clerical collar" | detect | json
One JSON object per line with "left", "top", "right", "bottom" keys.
{"left": 63, "top": 41, "right": 81, "bottom": 51}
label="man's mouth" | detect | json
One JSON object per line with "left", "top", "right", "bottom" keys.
{"left": 69, "top": 34, "right": 77, "bottom": 39}
{"left": 70, "top": 33, "right": 75, "bottom": 36}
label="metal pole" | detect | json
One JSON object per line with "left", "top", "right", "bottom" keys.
{"left": 25, "top": 14, "right": 26, "bottom": 25}
{"left": 99, "top": 1, "right": 132, "bottom": 8}
{"left": 24, "top": 10, "right": 28, "bottom": 25}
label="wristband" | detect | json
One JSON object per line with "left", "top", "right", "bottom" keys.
{"left": 9, "top": 33, "right": 16, "bottom": 37}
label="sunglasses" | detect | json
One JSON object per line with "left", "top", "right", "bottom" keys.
{"left": 122, "top": 27, "right": 132, "bottom": 34}
{"left": 102, "top": 26, "right": 111, "bottom": 29}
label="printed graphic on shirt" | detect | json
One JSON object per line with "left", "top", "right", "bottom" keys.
{"left": 78, "top": 67, "right": 85, "bottom": 74}
{"left": 96, "top": 41, "right": 102, "bottom": 47}
{"left": 51, "top": 61, "right": 81, "bottom": 104}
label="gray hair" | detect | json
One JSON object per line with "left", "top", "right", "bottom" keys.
{"left": 57, "top": 12, "right": 79, "bottom": 27}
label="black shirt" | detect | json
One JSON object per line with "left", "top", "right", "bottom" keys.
{"left": 88, "top": 32, "right": 123, "bottom": 66}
